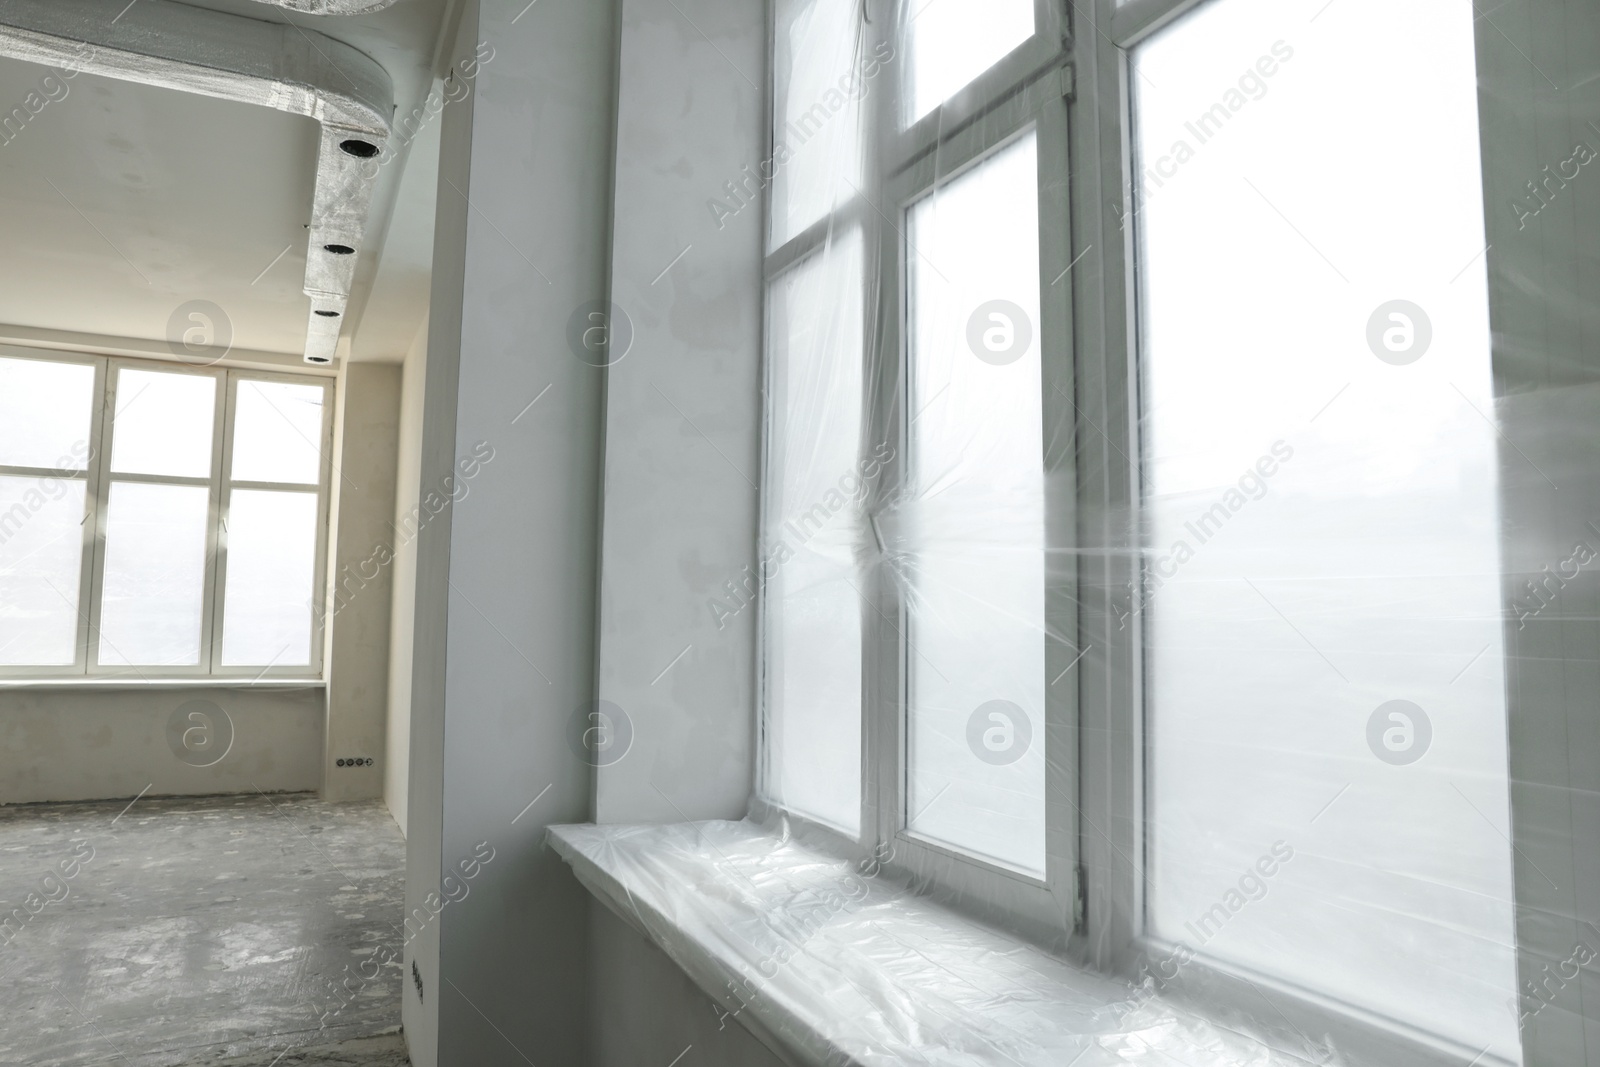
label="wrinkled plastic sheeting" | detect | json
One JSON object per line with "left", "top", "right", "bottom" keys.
{"left": 549, "top": 819, "right": 1327, "bottom": 1067}
{"left": 758, "top": 0, "right": 1538, "bottom": 1059}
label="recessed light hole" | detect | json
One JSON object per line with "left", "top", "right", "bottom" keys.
{"left": 339, "top": 139, "right": 379, "bottom": 158}
{"left": 323, "top": 243, "right": 355, "bottom": 255}
{"left": 314, "top": 310, "right": 341, "bottom": 318}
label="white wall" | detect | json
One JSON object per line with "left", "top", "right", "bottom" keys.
{"left": 584, "top": 2, "right": 768, "bottom": 1063}
{"left": 588, "top": 900, "right": 789, "bottom": 1067}
{"left": 593, "top": 0, "right": 766, "bottom": 827}
{"left": 402, "top": 1, "right": 618, "bottom": 1064}
{"left": 384, "top": 318, "right": 429, "bottom": 836}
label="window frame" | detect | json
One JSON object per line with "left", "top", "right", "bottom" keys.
{"left": 757, "top": 0, "right": 1081, "bottom": 940}
{"left": 209, "top": 369, "right": 336, "bottom": 679}
{"left": 1076, "top": 1, "right": 1521, "bottom": 1064}
{"left": 0, "top": 347, "right": 334, "bottom": 680}
{"left": 761, "top": 0, "right": 1520, "bottom": 1062}
{"left": 0, "top": 348, "right": 105, "bottom": 677}
{"left": 87, "top": 357, "right": 228, "bottom": 678}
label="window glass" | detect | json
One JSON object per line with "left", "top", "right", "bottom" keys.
{"left": 771, "top": 0, "right": 867, "bottom": 246}
{"left": 1134, "top": 0, "right": 1516, "bottom": 1057}
{"left": 221, "top": 489, "right": 318, "bottom": 666}
{"left": 907, "top": 0, "right": 1034, "bottom": 123}
{"left": 109, "top": 369, "right": 216, "bottom": 478}
{"left": 0, "top": 475, "right": 86, "bottom": 665}
{"left": 763, "top": 230, "right": 865, "bottom": 835}
{"left": 231, "top": 380, "right": 324, "bottom": 485}
{"left": 98, "top": 482, "right": 210, "bottom": 666}
{"left": 904, "top": 132, "right": 1046, "bottom": 875}
{"left": 0, "top": 357, "right": 95, "bottom": 470}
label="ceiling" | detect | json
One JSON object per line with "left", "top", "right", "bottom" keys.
{"left": 0, "top": 0, "right": 454, "bottom": 365}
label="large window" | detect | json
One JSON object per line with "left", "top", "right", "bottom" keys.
{"left": 761, "top": 0, "right": 1527, "bottom": 1062}
{"left": 1132, "top": 0, "right": 1517, "bottom": 1060}
{"left": 759, "top": 0, "right": 1075, "bottom": 928}
{"left": 0, "top": 350, "right": 331, "bottom": 677}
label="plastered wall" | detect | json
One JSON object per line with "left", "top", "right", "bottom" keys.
{"left": 384, "top": 317, "right": 429, "bottom": 836}
{"left": 401, "top": 0, "right": 618, "bottom": 1064}
{"left": 324, "top": 362, "right": 402, "bottom": 802}
{"left": 593, "top": 0, "right": 765, "bottom": 827}
{"left": 0, "top": 684, "right": 323, "bottom": 803}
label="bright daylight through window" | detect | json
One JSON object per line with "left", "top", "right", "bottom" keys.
{"left": 755, "top": 0, "right": 1535, "bottom": 1061}
{"left": 1136, "top": 0, "right": 1516, "bottom": 1059}
{"left": 0, "top": 353, "right": 330, "bottom": 676}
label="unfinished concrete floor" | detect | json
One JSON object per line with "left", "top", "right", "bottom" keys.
{"left": 0, "top": 793, "right": 408, "bottom": 1067}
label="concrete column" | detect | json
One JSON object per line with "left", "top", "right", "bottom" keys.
{"left": 324, "top": 362, "right": 401, "bottom": 802}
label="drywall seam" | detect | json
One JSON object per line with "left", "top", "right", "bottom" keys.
{"left": 0, "top": 0, "right": 393, "bottom": 365}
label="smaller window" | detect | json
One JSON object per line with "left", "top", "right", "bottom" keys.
{"left": 761, "top": 230, "right": 867, "bottom": 836}
{"left": 0, "top": 351, "right": 332, "bottom": 678}
{"left": 904, "top": 131, "right": 1048, "bottom": 876}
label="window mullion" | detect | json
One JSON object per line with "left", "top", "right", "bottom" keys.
{"left": 72, "top": 357, "right": 110, "bottom": 676}
{"left": 83, "top": 359, "right": 118, "bottom": 674}
{"left": 209, "top": 371, "right": 238, "bottom": 675}
{"left": 865, "top": 0, "right": 901, "bottom": 863}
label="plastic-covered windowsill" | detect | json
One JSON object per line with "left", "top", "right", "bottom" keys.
{"left": 547, "top": 818, "right": 1319, "bottom": 1067}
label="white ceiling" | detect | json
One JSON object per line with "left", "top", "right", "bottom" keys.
{"left": 0, "top": 0, "right": 453, "bottom": 364}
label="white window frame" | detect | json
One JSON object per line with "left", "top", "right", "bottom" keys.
{"left": 0, "top": 348, "right": 105, "bottom": 678}
{"left": 757, "top": 0, "right": 1081, "bottom": 940}
{"left": 760, "top": 0, "right": 1520, "bottom": 1062}
{"left": 1075, "top": 1, "right": 1518, "bottom": 1064}
{"left": 0, "top": 346, "right": 334, "bottom": 680}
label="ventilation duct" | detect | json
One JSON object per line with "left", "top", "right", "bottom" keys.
{"left": 0, "top": 0, "right": 395, "bottom": 365}
{"left": 244, "top": 0, "right": 400, "bottom": 13}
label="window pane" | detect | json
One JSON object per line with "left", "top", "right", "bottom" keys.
{"left": 99, "top": 482, "right": 210, "bottom": 666}
{"left": 231, "top": 380, "right": 325, "bottom": 485}
{"left": 771, "top": 0, "right": 865, "bottom": 246}
{"left": 221, "top": 490, "right": 318, "bottom": 666}
{"left": 0, "top": 475, "right": 86, "bottom": 665}
{"left": 109, "top": 368, "right": 216, "bottom": 478}
{"left": 762, "top": 230, "right": 864, "bottom": 835}
{"left": 1134, "top": 0, "right": 1516, "bottom": 1058}
{"left": 0, "top": 357, "right": 95, "bottom": 470}
{"left": 904, "top": 133, "right": 1045, "bottom": 875}
{"left": 908, "top": 0, "right": 1033, "bottom": 124}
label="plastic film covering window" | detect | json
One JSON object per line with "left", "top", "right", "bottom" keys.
{"left": 637, "top": 0, "right": 1598, "bottom": 1062}
{"left": 550, "top": 818, "right": 1326, "bottom": 1067}
{"left": 1136, "top": 0, "right": 1524, "bottom": 1061}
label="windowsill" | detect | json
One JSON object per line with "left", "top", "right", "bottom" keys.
{"left": 546, "top": 819, "right": 1316, "bottom": 1067}
{"left": 0, "top": 677, "right": 325, "bottom": 691}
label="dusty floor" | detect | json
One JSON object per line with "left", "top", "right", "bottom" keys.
{"left": 0, "top": 793, "right": 408, "bottom": 1067}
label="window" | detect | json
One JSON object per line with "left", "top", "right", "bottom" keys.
{"left": 1131, "top": 0, "right": 1517, "bottom": 1059}
{"left": 761, "top": 0, "right": 1527, "bottom": 1062}
{"left": 0, "top": 350, "right": 331, "bottom": 677}
{"left": 759, "top": 0, "right": 1075, "bottom": 928}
